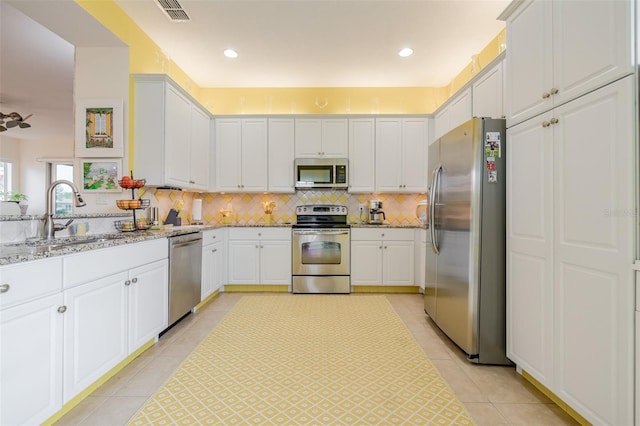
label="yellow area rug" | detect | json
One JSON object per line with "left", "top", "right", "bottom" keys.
{"left": 128, "top": 295, "right": 473, "bottom": 425}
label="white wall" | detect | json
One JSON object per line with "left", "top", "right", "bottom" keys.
{"left": 74, "top": 46, "right": 129, "bottom": 214}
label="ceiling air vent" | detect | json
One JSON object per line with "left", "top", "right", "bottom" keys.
{"left": 156, "top": 0, "right": 190, "bottom": 22}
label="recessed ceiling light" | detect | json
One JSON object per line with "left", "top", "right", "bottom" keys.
{"left": 398, "top": 47, "right": 414, "bottom": 57}
{"left": 224, "top": 49, "right": 238, "bottom": 59}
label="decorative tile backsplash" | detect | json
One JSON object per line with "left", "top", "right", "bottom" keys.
{"left": 142, "top": 189, "right": 427, "bottom": 226}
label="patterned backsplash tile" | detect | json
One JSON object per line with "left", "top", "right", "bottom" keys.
{"left": 141, "top": 189, "right": 427, "bottom": 226}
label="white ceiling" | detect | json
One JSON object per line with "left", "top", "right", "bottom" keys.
{"left": 115, "top": 0, "right": 509, "bottom": 88}
{"left": 0, "top": 0, "right": 508, "bottom": 143}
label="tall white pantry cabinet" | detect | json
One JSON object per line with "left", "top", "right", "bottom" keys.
{"left": 501, "top": 0, "right": 637, "bottom": 424}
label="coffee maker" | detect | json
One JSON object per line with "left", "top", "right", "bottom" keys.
{"left": 368, "top": 199, "right": 386, "bottom": 225}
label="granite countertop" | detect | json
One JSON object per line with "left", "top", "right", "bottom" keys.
{"left": 0, "top": 225, "right": 215, "bottom": 266}
{"left": 1, "top": 222, "right": 424, "bottom": 266}
{"left": 350, "top": 223, "right": 425, "bottom": 229}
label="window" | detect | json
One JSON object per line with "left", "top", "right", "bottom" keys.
{"left": 0, "top": 161, "right": 13, "bottom": 199}
{"left": 48, "top": 162, "right": 74, "bottom": 214}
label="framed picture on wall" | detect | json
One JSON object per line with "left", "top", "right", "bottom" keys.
{"left": 81, "top": 159, "right": 122, "bottom": 192}
{"left": 75, "top": 99, "right": 124, "bottom": 157}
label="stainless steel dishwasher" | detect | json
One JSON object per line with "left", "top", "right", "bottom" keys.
{"left": 168, "top": 232, "right": 202, "bottom": 326}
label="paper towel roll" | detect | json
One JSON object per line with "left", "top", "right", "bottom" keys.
{"left": 192, "top": 199, "right": 202, "bottom": 221}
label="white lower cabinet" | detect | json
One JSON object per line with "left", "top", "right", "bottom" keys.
{"left": 351, "top": 228, "right": 415, "bottom": 286}
{"left": 507, "top": 76, "right": 635, "bottom": 425}
{"left": 0, "top": 258, "right": 64, "bottom": 426}
{"left": 128, "top": 260, "right": 169, "bottom": 351}
{"left": 1, "top": 293, "right": 64, "bottom": 426}
{"left": 415, "top": 228, "right": 428, "bottom": 290}
{"left": 202, "top": 229, "right": 226, "bottom": 300}
{"left": 63, "top": 271, "right": 129, "bottom": 402}
{"left": 227, "top": 228, "right": 291, "bottom": 286}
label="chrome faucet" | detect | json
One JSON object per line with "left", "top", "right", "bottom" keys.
{"left": 43, "top": 180, "right": 86, "bottom": 239}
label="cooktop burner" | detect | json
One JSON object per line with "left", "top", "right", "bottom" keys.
{"left": 294, "top": 204, "right": 349, "bottom": 228}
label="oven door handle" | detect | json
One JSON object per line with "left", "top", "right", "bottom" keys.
{"left": 293, "top": 230, "right": 350, "bottom": 236}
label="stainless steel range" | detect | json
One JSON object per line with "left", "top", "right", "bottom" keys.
{"left": 292, "top": 205, "right": 350, "bottom": 294}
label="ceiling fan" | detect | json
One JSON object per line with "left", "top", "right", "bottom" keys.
{"left": 0, "top": 112, "right": 33, "bottom": 132}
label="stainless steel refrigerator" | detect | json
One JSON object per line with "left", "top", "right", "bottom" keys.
{"left": 425, "top": 117, "right": 510, "bottom": 365}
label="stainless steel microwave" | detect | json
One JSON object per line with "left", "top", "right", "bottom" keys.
{"left": 294, "top": 158, "right": 348, "bottom": 189}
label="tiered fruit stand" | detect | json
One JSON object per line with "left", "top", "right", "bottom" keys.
{"left": 114, "top": 173, "right": 150, "bottom": 231}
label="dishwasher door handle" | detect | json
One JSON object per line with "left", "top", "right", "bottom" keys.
{"left": 171, "top": 240, "right": 202, "bottom": 249}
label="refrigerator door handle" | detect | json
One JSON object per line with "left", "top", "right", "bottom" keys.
{"left": 429, "top": 165, "right": 442, "bottom": 254}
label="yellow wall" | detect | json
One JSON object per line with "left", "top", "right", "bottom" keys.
{"left": 76, "top": 0, "right": 504, "bottom": 116}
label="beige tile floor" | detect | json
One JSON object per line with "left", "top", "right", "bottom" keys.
{"left": 54, "top": 293, "right": 578, "bottom": 425}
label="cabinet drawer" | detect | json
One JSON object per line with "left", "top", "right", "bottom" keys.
{"left": 229, "top": 227, "right": 291, "bottom": 241}
{"left": 351, "top": 228, "right": 415, "bottom": 241}
{"left": 0, "top": 258, "right": 63, "bottom": 310}
{"left": 63, "top": 239, "right": 168, "bottom": 288}
{"left": 201, "top": 228, "right": 226, "bottom": 246}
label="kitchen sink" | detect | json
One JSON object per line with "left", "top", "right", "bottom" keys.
{"left": 26, "top": 234, "right": 127, "bottom": 251}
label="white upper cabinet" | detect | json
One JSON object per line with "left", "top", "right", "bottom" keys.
{"left": 268, "top": 118, "right": 295, "bottom": 193}
{"left": 375, "top": 118, "right": 428, "bottom": 192}
{"left": 434, "top": 87, "right": 472, "bottom": 139}
{"left": 295, "top": 118, "right": 348, "bottom": 158}
{"left": 472, "top": 59, "right": 504, "bottom": 119}
{"left": 215, "top": 118, "right": 268, "bottom": 192}
{"left": 504, "top": 0, "right": 634, "bottom": 126}
{"left": 133, "top": 75, "right": 211, "bottom": 190}
{"left": 347, "top": 118, "right": 375, "bottom": 193}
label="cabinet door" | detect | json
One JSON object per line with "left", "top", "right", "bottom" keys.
{"left": 552, "top": 77, "right": 634, "bottom": 425}
{"left": 228, "top": 241, "right": 260, "bottom": 284}
{"left": 260, "top": 240, "right": 291, "bottom": 285}
{"left": 472, "top": 60, "right": 504, "bottom": 119}
{"left": 215, "top": 119, "right": 243, "bottom": 191}
{"left": 383, "top": 241, "right": 414, "bottom": 285}
{"left": 212, "top": 241, "right": 225, "bottom": 292}
{"left": 1, "top": 294, "right": 63, "bottom": 426}
{"left": 241, "top": 118, "right": 268, "bottom": 192}
{"left": 165, "top": 85, "right": 192, "bottom": 187}
{"left": 268, "top": 118, "right": 295, "bottom": 193}
{"left": 202, "top": 243, "right": 216, "bottom": 299}
{"left": 295, "top": 119, "right": 322, "bottom": 157}
{"left": 402, "top": 118, "right": 428, "bottom": 192}
{"left": 506, "top": 111, "right": 554, "bottom": 387}
{"left": 63, "top": 272, "right": 128, "bottom": 403}
{"left": 434, "top": 106, "right": 449, "bottom": 140}
{"left": 189, "top": 105, "right": 211, "bottom": 190}
{"left": 351, "top": 241, "right": 383, "bottom": 285}
{"left": 128, "top": 260, "right": 168, "bottom": 352}
{"left": 348, "top": 118, "right": 375, "bottom": 193}
{"left": 447, "top": 88, "right": 473, "bottom": 133}
{"left": 552, "top": 0, "right": 633, "bottom": 110}
{"left": 375, "top": 118, "right": 402, "bottom": 191}
{"left": 506, "top": 0, "right": 553, "bottom": 125}
{"left": 321, "top": 119, "right": 348, "bottom": 157}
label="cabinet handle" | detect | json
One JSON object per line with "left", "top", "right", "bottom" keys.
{"left": 212, "top": 249, "right": 217, "bottom": 253}
{"left": 125, "top": 279, "right": 131, "bottom": 286}
{"left": 0, "top": 284, "right": 9, "bottom": 293}
{"left": 550, "top": 118, "right": 559, "bottom": 125}
{"left": 542, "top": 92, "right": 551, "bottom": 99}
{"left": 189, "top": 180, "right": 195, "bottom": 184}
{"left": 260, "top": 245, "right": 264, "bottom": 248}
{"left": 379, "top": 246, "right": 383, "bottom": 249}
{"left": 550, "top": 88, "right": 559, "bottom": 95}
{"left": 57, "top": 305, "right": 67, "bottom": 314}
{"left": 381, "top": 233, "right": 385, "bottom": 237}
{"left": 212, "top": 235, "right": 217, "bottom": 239}
{"left": 384, "top": 246, "right": 388, "bottom": 249}
{"left": 542, "top": 121, "right": 551, "bottom": 128}
{"left": 132, "top": 277, "right": 138, "bottom": 283}
{"left": 255, "top": 245, "right": 260, "bottom": 248}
